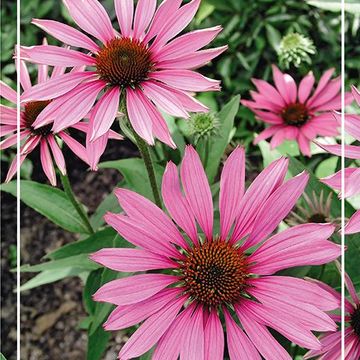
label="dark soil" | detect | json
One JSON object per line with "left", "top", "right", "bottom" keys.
{"left": 1, "top": 137, "right": 137, "bottom": 360}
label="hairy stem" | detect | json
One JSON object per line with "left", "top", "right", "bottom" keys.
{"left": 131, "top": 128, "right": 162, "bottom": 208}
{"left": 60, "top": 174, "right": 95, "bottom": 234}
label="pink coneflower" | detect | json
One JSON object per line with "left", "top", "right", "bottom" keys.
{"left": 19, "top": 0, "right": 226, "bottom": 152}
{"left": 242, "top": 65, "right": 351, "bottom": 156}
{"left": 91, "top": 146, "right": 341, "bottom": 359}
{"left": 317, "top": 86, "right": 360, "bottom": 235}
{"left": 0, "top": 58, "right": 121, "bottom": 185}
{"left": 305, "top": 272, "right": 360, "bottom": 360}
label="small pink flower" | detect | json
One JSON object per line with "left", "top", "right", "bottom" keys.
{"left": 242, "top": 65, "right": 352, "bottom": 156}
{"left": 0, "top": 59, "right": 103, "bottom": 185}
{"left": 19, "top": 0, "right": 226, "bottom": 165}
{"left": 317, "top": 86, "right": 360, "bottom": 234}
{"left": 305, "top": 272, "right": 360, "bottom": 360}
{"left": 91, "top": 146, "right": 340, "bottom": 359}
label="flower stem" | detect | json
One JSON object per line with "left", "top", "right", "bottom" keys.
{"left": 60, "top": 174, "right": 95, "bottom": 235}
{"left": 131, "top": 128, "right": 162, "bottom": 208}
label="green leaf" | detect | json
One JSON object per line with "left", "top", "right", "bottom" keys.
{"left": 87, "top": 324, "right": 111, "bottom": 360}
{"left": 205, "top": 95, "right": 240, "bottom": 183}
{"left": 1, "top": 181, "right": 89, "bottom": 234}
{"left": 99, "top": 158, "right": 164, "bottom": 200}
{"left": 19, "top": 254, "right": 99, "bottom": 273}
{"left": 19, "top": 268, "right": 86, "bottom": 291}
{"left": 306, "top": 0, "right": 360, "bottom": 13}
{"left": 47, "top": 228, "right": 129, "bottom": 260}
{"left": 1, "top": 353, "right": 7, "bottom": 360}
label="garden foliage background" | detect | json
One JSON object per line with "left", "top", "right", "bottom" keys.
{"left": 1, "top": 0, "right": 360, "bottom": 359}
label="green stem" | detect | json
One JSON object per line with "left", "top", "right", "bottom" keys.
{"left": 131, "top": 128, "right": 162, "bottom": 208}
{"left": 119, "top": 96, "right": 162, "bottom": 208}
{"left": 60, "top": 174, "right": 95, "bottom": 234}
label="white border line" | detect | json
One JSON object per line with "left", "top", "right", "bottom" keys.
{"left": 16, "top": 0, "right": 21, "bottom": 358}
{"left": 341, "top": 0, "right": 345, "bottom": 359}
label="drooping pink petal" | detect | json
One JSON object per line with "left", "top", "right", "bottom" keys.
{"left": 44, "top": 81, "right": 106, "bottom": 132}
{"left": 103, "top": 287, "right": 182, "bottom": 331}
{"left": 253, "top": 125, "right": 286, "bottom": 145}
{"left": 236, "top": 304, "right": 291, "bottom": 360}
{"left": 144, "top": 0, "right": 182, "bottom": 44}
{"left": 150, "top": 70, "right": 220, "bottom": 92}
{"left": 231, "top": 157, "right": 288, "bottom": 244}
{"left": 345, "top": 271, "right": 360, "bottom": 305}
{"left": 249, "top": 276, "right": 339, "bottom": 311}
{"left": 0, "top": 130, "right": 29, "bottom": 150}
{"left": 219, "top": 147, "right": 245, "bottom": 239}
{"left": 0, "top": 105, "right": 17, "bottom": 125}
{"left": 104, "top": 213, "right": 179, "bottom": 258}
{"left": 126, "top": 88, "right": 154, "bottom": 145}
{"left": 224, "top": 309, "right": 260, "bottom": 360}
{"left": 86, "top": 131, "right": 108, "bottom": 171}
{"left": 18, "top": 60, "right": 32, "bottom": 91}
{"left": 133, "top": 0, "right": 156, "bottom": 39}
{"left": 162, "top": 86, "right": 209, "bottom": 113}
{"left": 91, "top": 247, "right": 175, "bottom": 273}
{"left": 20, "top": 45, "right": 95, "bottom": 67}
{"left": 204, "top": 310, "right": 224, "bottom": 360}
{"left": 32, "top": 19, "right": 100, "bottom": 52}
{"left": 345, "top": 209, "right": 360, "bottom": 235}
{"left": 243, "top": 171, "right": 309, "bottom": 249}
{"left": 5, "top": 153, "right": 28, "bottom": 183}
{"left": 271, "top": 65, "right": 292, "bottom": 104}
{"left": 249, "top": 223, "right": 339, "bottom": 275}
{"left": 306, "top": 68, "right": 335, "bottom": 105}
{"left": 308, "top": 77, "right": 341, "bottom": 109}
{"left": 40, "top": 138, "right": 56, "bottom": 186}
{"left": 115, "top": 189, "right": 188, "bottom": 250}
{"left": 152, "top": 0, "right": 201, "bottom": 51}
{"left": 181, "top": 145, "right": 213, "bottom": 240}
{"left": 162, "top": 161, "right": 198, "bottom": 245}
{"left": 93, "top": 273, "right": 178, "bottom": 306}
{"left": 283, "top": 73, "right": 297, "bottom": 104}
{"left": 343, "top": 114, "right": 360, "bottom": 142}
{"left": 131, "top": 89, "right": 176, "bottom": 148}
{"left": 21, "top": 71, "right": 97, "bottom": 102}
{"left": 251, "top": 109, "right": 283, "bottom": 124}
{"left": 321, "top": 167, "right": 357, "bottom": 192}
{"left": 270, "top": 128, "right": 287, "bottom": 149}
{"left": 114, "top": 0, "right": 133, "bottom": 38}
{"left": 240, "top": 300, "right": 322, "bottom": 350}
{"left": 159, "top": 46, "right": 228, "bottom": 70}
{"left": 344, "top": 167, "right": 360, "bottom": 198}
{"left": 180, "top": 306, "right": 204, "bottom": 360}
{"left": 155, "top": 26, "right": 222, "bottom": 61}
{"left": 247, "top": 287, "right": 337, "bottom": 332}
{"left": 316, "top": 141, "right": 360, "bottom": 160}
{"left": 59, "top": 131, "right": 89, "bottom": 165}
{"left": 88, "top": 86, "right": 120, "bottom": 141}
{"left": 250, "top": 91, "right": 283, "bottom": 112}
{"left": 119, "top": 295, "right": 186, "bottom": 360}
{"left": 298, "top": 71, "right": 315, "bottom": 103}
{"left": 152, "top": 305, "right": 193, "bottom": 360}
{"left": 47, "top": 135, "right": 66, "bottom": 175}
{"left": 142, "top": 80, "right": 189, "bottom": 118}
{"left": 63, "top": 0, "right": 114, "bottom": 44}
{"left": 0, "top": 81, "right": 17, "bottom": 104}
{"left": 251, "top": 79, "right": 286, "bottom": 107}
{"left": 352, "top": 85, "right": 360, "bottom": 107}
{"left": 297, "top": 132, "right": 312, "bottom": 156}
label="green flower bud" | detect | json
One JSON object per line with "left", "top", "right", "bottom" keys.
{"left": 187, "top": 113, "right": 220, "bottom": 144}
{"left": 278, "top": 33, "right": 316, "bottom": 69}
